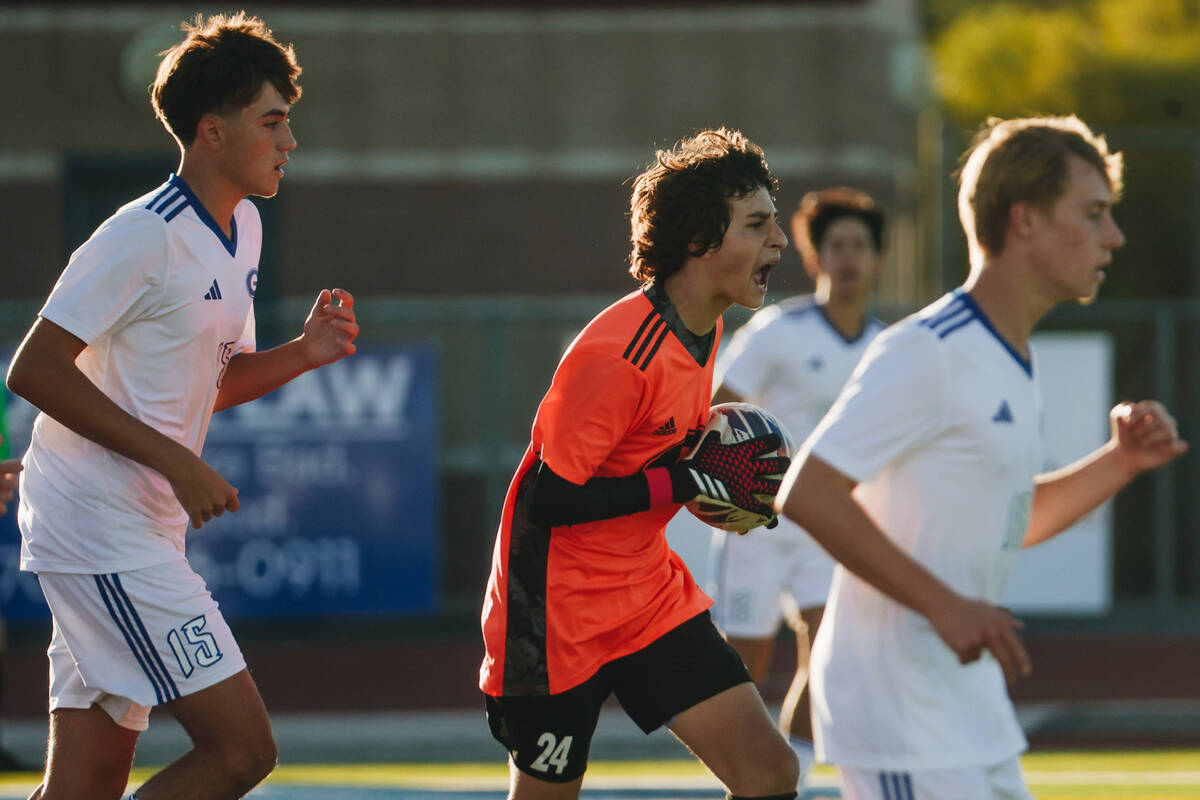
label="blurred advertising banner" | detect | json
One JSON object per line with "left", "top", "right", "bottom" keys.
{"left": 0, "top": 345, "right": 439, "bottom": 621}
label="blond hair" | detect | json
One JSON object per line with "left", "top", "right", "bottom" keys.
{"left": 958, "top": 115, "right": 1122, "bottom": 264}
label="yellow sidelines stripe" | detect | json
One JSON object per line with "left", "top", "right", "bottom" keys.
{"left": 1024, "top": 749, "right": 1200, "bottom": 770}
{"left": 1, "top": 751, "right": 1199, "bottom": 792}
{"left": 1027, "top": 771, "right": 1200, "bottom": 785}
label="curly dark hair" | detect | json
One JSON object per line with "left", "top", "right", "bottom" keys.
{"left": 629, "top": 128, "right": 777, "bottom": 283}
{"left": 152, "top": 12, "right": 302, "bottom": 147}
{"left": 792, "top": 187, "right": 885, "bottom": 279}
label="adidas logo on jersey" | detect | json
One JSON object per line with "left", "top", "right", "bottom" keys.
{"left": 992, "top": 400, "right": 1014, "bottom": 423}
{"left": 652, "top": 417, "right": 677, "bottom": 436}
{"left": 203, "top": 280, "right": 223, "bottom": 301}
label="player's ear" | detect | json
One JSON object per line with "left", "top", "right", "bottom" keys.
{"left": 1008, "top": 201, "right": 1038, "bottom": 240}
{"left": 193, "top": 113, "right": 224, "bottom": 151}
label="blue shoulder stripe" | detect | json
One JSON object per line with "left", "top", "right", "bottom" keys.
{"left": 162, "top": 198, "right": 189, "bottom": 222}
{"left": 142, "top": 175, "right": 240, "bottom": 255}
{"left": 933, "top": 312, "right": 976, "bottom": 339}
{"left": 147, "top": 186, "right": 190, "bottom": 223}
{"left": 151, "top": 188, "right": 181, "bottom": 213}
{"left": 920, "top": 290, "right": 1033, "bottom": 376}
{"left": 145, "top": 185, "right": 175, "bottom": 211}
{"left": 921, "top": 297, "right": 970, "bottom": 332}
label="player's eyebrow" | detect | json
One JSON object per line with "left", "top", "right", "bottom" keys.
{"left": 744, "top": 210, "right": 778, "bottom": 221}
{"left": 259, "top": 108, "right": 289, "bottom": 121}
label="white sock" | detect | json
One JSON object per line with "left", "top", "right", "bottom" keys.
{"left": 789, "top": 736, "right": 816, "bottom": 783}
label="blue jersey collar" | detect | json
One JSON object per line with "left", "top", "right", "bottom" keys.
{"left": 168, "top": 174, "right": 238, "bottom": 257}
{"left": 955, "top": 288, "right": 1033, "bottom": 377}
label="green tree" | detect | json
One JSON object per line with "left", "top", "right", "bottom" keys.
{"left": 933, "top": 0, "right": 1200, "bottom": 126}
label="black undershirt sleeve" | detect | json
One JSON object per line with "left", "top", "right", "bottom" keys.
{"left": 527, "top": 461, "right": 656, "bottom": 527}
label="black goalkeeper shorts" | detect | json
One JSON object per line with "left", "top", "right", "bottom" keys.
{"left": 484, "top": 609, "right": 751, "bottom": 783}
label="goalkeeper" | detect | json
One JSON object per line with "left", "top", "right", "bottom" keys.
{"left": 480, "top": 128, "right": 800, "bottom": 799}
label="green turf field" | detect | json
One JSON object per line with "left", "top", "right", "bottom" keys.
{"left": 0, "top": 750, "right": 1196, "bottom": 798}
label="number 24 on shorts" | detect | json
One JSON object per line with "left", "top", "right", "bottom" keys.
{"left": 165, "top": 615, "right": 224, "bottom": 677}
{"left": 532, "top": 732, "right": 573, "bottom": 775}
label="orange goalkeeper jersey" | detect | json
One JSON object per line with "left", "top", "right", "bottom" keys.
{"left": 480, "top": 284, "right": 719, "bottom": 696}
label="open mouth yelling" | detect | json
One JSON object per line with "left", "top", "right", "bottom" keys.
{"left": 753, "top": 261, "right": 776, "bottom": 292}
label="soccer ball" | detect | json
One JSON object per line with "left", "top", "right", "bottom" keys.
{"left": 683, "top": 402, "right": 797, "bottom": 533}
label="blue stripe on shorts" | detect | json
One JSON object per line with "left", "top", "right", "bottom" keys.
{"left": 94, "top": 574, "right": 180, "bottom": 703}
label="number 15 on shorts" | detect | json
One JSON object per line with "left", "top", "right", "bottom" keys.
{"left": 166, "top": 615, "right": 223, "bottom": 677}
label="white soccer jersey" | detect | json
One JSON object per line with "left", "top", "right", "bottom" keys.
{"left": 717, "top": 295, "right": 886, "bottom": 446}
{"left": 18, "top": 174, "right": 260, "bottom": 574}
{"left": 806, "top": 289, "right": 1041, "bottom": 770}
{"left": 710, "top": 297, "right": 885, "bottom": 630}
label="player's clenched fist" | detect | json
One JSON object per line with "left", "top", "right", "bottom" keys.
{"left": 1110, "top": 400, "right": 1188, "bottom": 473}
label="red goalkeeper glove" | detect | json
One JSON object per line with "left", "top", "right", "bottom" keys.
{"left": 667, "top": 430, "right": 789, "bottom": 520}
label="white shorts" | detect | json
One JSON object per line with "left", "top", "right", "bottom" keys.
{"left": 708, "top": 515, "right": 835, "bottom": 638}
{"left": 38, "top": 559, "right": 246, "bottom": 731}
{"left": 838, "top": 757, "right": 1033, "bottom": 800}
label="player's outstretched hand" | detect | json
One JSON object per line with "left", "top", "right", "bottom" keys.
{"left": 669, "top": 430, "right": 790, "bottom": 518}
{"left": 165, "top": 451, "right": 240, "bottom": 530}
{"left": 1111, "top": 400, "right": 1188, "bottom": 474}
{"left": 0, "top": 456, "right": 22, "bottom": 517}
{"left": 301, "top": 287, "right": 359, "bottom": 366}
{"left": 928, "top": 595, "right": 1031, "bottom": 684}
